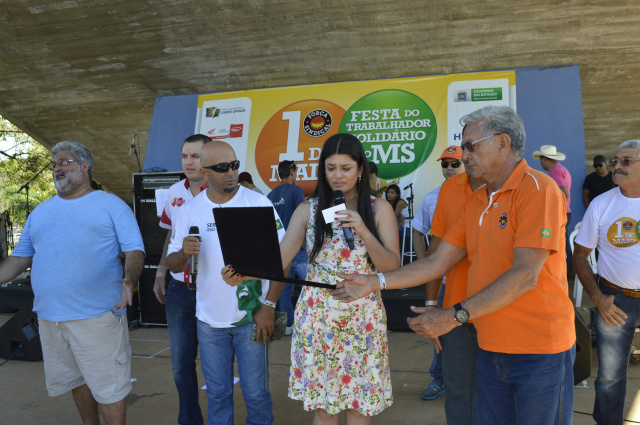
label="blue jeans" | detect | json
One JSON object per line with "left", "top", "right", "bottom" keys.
{"left": 197, "top": 320, "right": 273, "bottom": 425}
{"left": 441, "top": 323, "right": 478, "bottom": 425}
{"left": 593, "top": 280, "right": 640, "bottom": 425}
{"left": 428, "top": 283, "right": 446, "bottom": 383}
{"left": 476, "top": 346, "right": 575, "bottom": 425}
{"left": 166, "top": 279, "right": 203, "bottom": 425}
{"left": 279, "top": 251, "right": 307, "bottom": 327}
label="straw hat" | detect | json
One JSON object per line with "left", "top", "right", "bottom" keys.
{"left": 532, "top": 145, "right": 566, "bottom": 161}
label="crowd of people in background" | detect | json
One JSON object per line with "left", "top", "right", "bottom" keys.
{"left": 1, "top": 104, "right": 638, "bottom": 425}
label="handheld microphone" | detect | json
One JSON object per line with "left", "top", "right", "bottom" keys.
{"left": 403, "top": 183, "right": 413, "bottom": 190}
{"left": 332, "top": 190, "right": 355, "bottom": 250}
{"left": 188, "top": 226, "right": 200, "bottom": 283}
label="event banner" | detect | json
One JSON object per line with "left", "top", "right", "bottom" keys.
{"left": 194, "top": 71, "right": 516, "bottom": 206}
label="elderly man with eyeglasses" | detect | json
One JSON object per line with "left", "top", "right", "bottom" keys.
{"left": 0, "top": 141, "right": 145, "bottom": 425}
{"left": 334, "top": 106, "right": 576, "bottom": 425}
{"left": 573, "top": 140, "right": 640, "bottom": 425}
{"left": 167, "top": 141, "right": 286, "bottom": 425}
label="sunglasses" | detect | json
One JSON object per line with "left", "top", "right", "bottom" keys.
{"left": 460, "top": 133, "right": 502, "bottom": 153}
{"left": 203, "top": 160, "right": 240, "bottom": 173}
{"left": 609, "top": 158, "right": 640, "bottom": 168}
{"left": 594, "top": 163, "right": 605, "bottom": 168}
{"left": 441, "top": 160, "right": 462, "bottom": 169}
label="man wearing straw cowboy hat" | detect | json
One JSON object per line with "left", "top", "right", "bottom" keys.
{"left": 533, "top": 145, "right": 573, "bottom": 273}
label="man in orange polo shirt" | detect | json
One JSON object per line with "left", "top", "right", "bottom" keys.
{"left": 423, "top": 169, "right": 481, "bottom": 424}
{"left": 334, "top": 105, "right": 576, "bottom": 425}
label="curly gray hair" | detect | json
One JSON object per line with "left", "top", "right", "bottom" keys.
{"left": 51, "top": 141, "right": 94, "bottom": 180}
{"left": 460, "top": 106, "right": 526, "bottom": 157}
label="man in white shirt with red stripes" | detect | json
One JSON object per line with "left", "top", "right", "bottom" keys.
{"left": 153, "top": 133, "right": 211, "bottom": 425}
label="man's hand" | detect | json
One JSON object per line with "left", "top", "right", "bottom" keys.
{"left": 594, "top": 292, "right": 628, "bottom": 327}
{"left": 114, "top": 276, "right": 135, "bottom": 312}
{"left": 182, "top": 235, "right": 201, "bottom": 256}
{"left": 331, "top": 272, "right": 377, "bottom": 302}
{"left": 407, "top": 306, "right": 458, "bottom": 339}
{"left": 253, "top": 304, "right": 275, "bottom": 344}
{"left": 153, "top": 272, "right": 167, "bottom": 304}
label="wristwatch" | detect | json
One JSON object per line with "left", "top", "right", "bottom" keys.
{"left": 454, "top": 303, "right": 469, "bottom": 324}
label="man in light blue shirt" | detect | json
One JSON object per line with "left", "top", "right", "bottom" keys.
{"left": 0, "top": 141, "right": 144, "bottom": 425}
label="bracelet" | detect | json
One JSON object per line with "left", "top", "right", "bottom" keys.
{"left": 377, "top": 272, "right": 386, "bottom": 290}
{"left": 262, "top": 299, "right": 276, "bottom": 308}
{"left": 425, "top": 300, "right": 438, "bottom": 307}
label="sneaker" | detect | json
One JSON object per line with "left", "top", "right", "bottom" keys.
{"left": 285, "top": 326, "right": 293, "bottom": 336}
{"left": 420, "top": 380, "right": 445, "bottom": 400}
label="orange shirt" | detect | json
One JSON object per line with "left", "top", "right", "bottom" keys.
{"left": 431, "top": 173, "right": 473, "bottom": 310}
{"left": 444, "top": 159, "right": 575, "bottom": 354}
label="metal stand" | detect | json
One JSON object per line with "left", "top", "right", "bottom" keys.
{"left": 16, "top": 161, "right": 52, "bottom": 218}
{"left": 401, "top": 217, "right": 416, "bottom": 266}
{"left": 404, "top": 183, "right": 415, "bottom": 217}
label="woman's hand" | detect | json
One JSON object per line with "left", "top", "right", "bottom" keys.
{"left": 336, "top": 209, "right": 369, "bottom": 237}
{"left": 221, "top": 264, "right": 246, "bottom": 287}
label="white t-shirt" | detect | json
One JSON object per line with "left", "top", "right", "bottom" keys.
{"left": 412, "top": 186, "right": 441, "bottom": 234}
{"left": 159, "top": 178, "right": 208, "bottom": 283}
{"left": 575, "top": 187, "right": 640, "bottom": 289}
{"left": 168, "top": 186, "right": 285, "bottom": 327}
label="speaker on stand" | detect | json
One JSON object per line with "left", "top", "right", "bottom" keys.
{"left": 133, "top": 172, "right": 185, "bottom": 326}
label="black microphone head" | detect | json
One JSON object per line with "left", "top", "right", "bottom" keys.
{"left": 189, "top": 226, "right": 200, "bottom": 235}
{"left": 332, "top": 190, "right": 346, "bottom": 205}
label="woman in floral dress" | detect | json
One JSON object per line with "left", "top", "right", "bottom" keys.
{"left": 278, "top": 133, "right": 400, "bottom": 424}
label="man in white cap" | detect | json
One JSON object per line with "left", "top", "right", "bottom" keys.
{"left": 533, "top": 145, "right": 573, "bottom": 273}
{"left": 532, "top": 145, "right": 572, "bottom": 224}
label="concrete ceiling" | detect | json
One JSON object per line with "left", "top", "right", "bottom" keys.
{"left": 1, "top": 1, "right": 639, "bottom": 200}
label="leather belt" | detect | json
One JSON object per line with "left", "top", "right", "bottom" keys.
{"left": 179, "top": 281, "right": 197, "bottom": 291}
{"left": 600, "top": 277, "right": 640, "bottom": 298}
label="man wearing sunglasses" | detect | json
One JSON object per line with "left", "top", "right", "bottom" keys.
{"left": 154, "top": 133, "right": 211, "bottom": 425}
{"left": 166, "top": 141, "right": 285, "bottom": 425}
{"left": 335, "top": 106, "right": 576, "bottom": 425}
{"left": 582, "top": 155, "right": 616, "bottom": 208}
{"left": 412, "top": 145, "right": 465, "bottom": 402}
{"left": 573, "top": 140, "right": 640, "bottom": 425}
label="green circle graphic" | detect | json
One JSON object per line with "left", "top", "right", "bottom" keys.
{"left": 338, "top": 89, "right": 437, "bottom": 179}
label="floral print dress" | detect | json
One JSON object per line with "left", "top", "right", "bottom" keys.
{"left": 288, "top": 198, "right": 393, "bottom": 416}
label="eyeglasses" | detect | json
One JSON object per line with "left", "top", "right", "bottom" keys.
{"left": 460, "top": 133, "right": 502, "bottom": 153}
{"left": 609, "top": 157, "right": 640, "bottom": 168}
{"left": 594, "top": 163, "right": 605, "bottom": 168}
{"left": 50, "top": 158, "right": 78, "bottom": 170}
{"left": 440, "top": 160, "right": 462, "bottom": 169}
{"left": 203, "top": 160, "right": 240, "bottom": 173}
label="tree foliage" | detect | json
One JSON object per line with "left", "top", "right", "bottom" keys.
{"left": 0, "top": 116, "right": 57, "bottom": 226}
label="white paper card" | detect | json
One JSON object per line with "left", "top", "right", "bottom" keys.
{"left": 322, "top": 203, "right": 347, "bottom": 224}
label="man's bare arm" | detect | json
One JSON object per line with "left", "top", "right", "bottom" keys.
{"left": 0, "top": 256, "right": 32, "bottom": 284}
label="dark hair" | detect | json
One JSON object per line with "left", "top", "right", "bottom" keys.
{"left": 309, "top": 133, "right": 379, "bottom": 263}
{"left": 182, "top": 134, "right": 212, "bottom": 150}
{"left": 278, "top": 160, "right": 296, "bottom": 179}
{"left": 368, "top": 161, "right": 379, "bottom": 175}
{"left": 385, "top": 184, "right": 403, "bottom": 211}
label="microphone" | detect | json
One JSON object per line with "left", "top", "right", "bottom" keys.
{"left": 403, "top": 183, "right": 413, "bottom": 190}
{"left": 188, "top": 226, "right": 200, "bottom": 283}
{"left": 332, "top": 190, "right": 355, "bottom": 250}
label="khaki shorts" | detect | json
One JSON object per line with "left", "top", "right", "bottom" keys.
{"left": 39, "top": 312, "right": 131, "bottom": 404}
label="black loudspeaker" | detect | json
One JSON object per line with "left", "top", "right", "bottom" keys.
{"left": 574, "top": 307, "right": 592, "bottom": 385}
{"left": 138, "top": 264, "right": 169, "bottom": 325}
{"left": 0, "top": 299, "right": 42, "bottom": 362}
{"left": 132, "top": 172, "right": 184, "bottom": 326}
{"left": 132, "top": 172, "right": 185, "bottom": 264}
{"left": 381, "top": 286, "right": 426, "bottom": 331}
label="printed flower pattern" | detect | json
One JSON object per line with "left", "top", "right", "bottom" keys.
{"left": 288, "top": 198, "right": 392, "bottom": 416}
